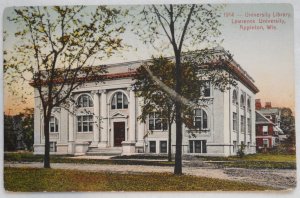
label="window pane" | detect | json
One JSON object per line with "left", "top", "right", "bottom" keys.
{"left": 204, "top": 82, "right": 210, "bottom": 97}
{"left": 202, "top": 140, "right": 207, "bottom": 153}
{"left": 240, "top": 95, "right": 244, "bottom": 106}
{"left": 149, "top": 113, "right": 154, "bottom": 119}
{"left": 123, "top": 95, "right": 128, "bottom": 109}
{"left": 50, "top": 142, "right": 56, "bottom": 152}
{"left": 263, "top": 139, "right": 268, "bottom": 147}
{"left": 149, "top": 119, "right": 154, "bottom": 130}
{"left": 117, "top": 93, "right": 122, "bottom": 109}
{"left": 162, "top": 121, "right": 168, "bottom": 130}
{"left": 155, "top": 119, "right": 162, "bottom": 130}
{"left": 89, "top": 96, "right": 93, "bottom": 107}
{"left": 78, "top": 122, "right": 82, "bottom": 132}
{"left": 160, "top": 141, "right": 167, "bottom": 153}
{"left": 195, "top": 118, "right": 201, "bottom": 128}
{"left": 189, "top": 141, "right": 194, "bottom": 153}
{"left": 111, "top": 95, "right": 116, "bottom": 109}
{"left": 233, "top": 113, "right": 237, "bottom": 131}
{"left": 195, "top": 141, "right": 201, "bottom": 153}
{"left": 201, "top": 82, "right": 210, "bottom": 97}
{"left": 83, "top": 96, "right": 88, "bottom": 107}
{"left": 233, "top": 90, "right": 237, "bottom": 103}
{"left": 203, "top": 111, "right": 207, "bottom": 129}
{"left": 89, "top": 122, "right": 93, "bottom": 132}
{"left": 77, "top": 97, "right": 82, "bottom": 107}
{"left": 263, "top": 126, "right": 268, "bottom": 132}
{"left": 195, "top": 109, "right": 201, "bottom": 116}
{"left": 83, "top": 123, "right": 88, "bottom": 132}
{"left": 83, "top": 116, "right": 88, "bottom": 121}
{"left": 149, "top": 141, "right": 156, "bottom": 153}
{"left": 50, "top": 123, "right": 55, "bottom": 132}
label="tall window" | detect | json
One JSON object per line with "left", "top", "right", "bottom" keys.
{"left": 77, "top": 94, "right": 93, "bottom": 107}
{"left": 111, "top": 92, "right": 128, "bottom": 109}
{"left": 77, "top": 115, "right": 93, "bottom": 132}
{"left": 247, "top": 118, "right": 251, "bottom": 134}
{"left": 232, "top": 90, "right": 238, "bottom": 105}
{"left": 241, "top": 115, "right": 245, "bottom": 133}
{"left": 240, "top": 94, "right": 245, "bottom": 108}
{"left": 49, "top": 116, "right": 58, "bottom": 133}
{"left": 149, "top": 141, "right": 156, "bottom": 153}
{"left": 233, "top": 112, "right": 238, "bottom": 131}
{"left": 149, "top": 112, "right": 167, "bottom": 130}
{"left": 160, "top": 141, "right": 167, "bottom": 153}
{"left": 247, "top": 98, "right": 251, "bottom": 111}
{"left": 200, "top": 81, "right": 211, "bottom": 97}
{"left": 189, "top": 140, "right": 207, "bottom": 153}
{"left": 193, "top": 109, "right": 208, "bottom": 130}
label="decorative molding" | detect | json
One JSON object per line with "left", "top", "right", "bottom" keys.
{"left": 127, "top": 86, "right": 134, "bottom": 91}
{"left": 111, "top": 111, "right": 126, "bottom": 118}
{"left": 99, "top": 89, "right": 107, "bottom": 94}
{"left": 91, "top": 90, "right": 99, "bottom": 95}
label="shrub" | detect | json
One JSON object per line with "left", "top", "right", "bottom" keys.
{"left": 237, "top": 143, "right": 246, "bottom": 158}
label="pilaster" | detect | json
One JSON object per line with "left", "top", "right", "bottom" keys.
{"left": 99, "top": 89, "right": 108, "bottom": 147}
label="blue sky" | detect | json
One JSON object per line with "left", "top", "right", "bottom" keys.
{"left": 2, "top": 3, "right": 295, "bottom": 114}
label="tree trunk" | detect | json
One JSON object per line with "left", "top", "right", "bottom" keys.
{"left": 174, "top": 51, "right": 182, "bottom": 175}
{"left": 43, "top": 113, "right": 51, "bottom": 168}
{"left": 168, "top": 116, "right": 172, "bottom": 162}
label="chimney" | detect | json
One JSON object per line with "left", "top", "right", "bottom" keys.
{"left": 255, "top": 99, "right": 262, "bottom": 110}
{"left": 265, "top": 102, "right": 272, "bottom": 108}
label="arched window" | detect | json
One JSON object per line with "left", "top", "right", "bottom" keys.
{"left": 193, "top": 109, "right": 208, "bottom": 129}
{"left": 240, "top": 94, "right": 245, "bottom": 107}
{"left": 232, "top": 90, "right": 238, "bottom": 105}
{"left": 77, "top": 94, "right": 93, "bottom": 107}
{"left": 49, "top": 116, "right": 59, "bottom": 133}
{"left": 111, "top": 92, "right": 128, "bottom": 109}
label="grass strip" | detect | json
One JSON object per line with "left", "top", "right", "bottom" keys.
{"left": 4, "top": 167, "right": 275, "bottom": 192}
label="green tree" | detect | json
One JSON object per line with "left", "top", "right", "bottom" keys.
{"left": 134, "top": 53, "right": 236, "bottom": 163}
{"left": 4, "top": 114, "right": 17, "bottom": 151}
{"left": 132, "top": 4, "right": 224, "bottom": 174}
{"left": 280, "top": 108, "right": 295, "bottom": 152}
{"left": 21, "top": 108, "right": 34, "bottom": 151}
{"left": 5, "top": 6, "right": 126, "bottom": 168}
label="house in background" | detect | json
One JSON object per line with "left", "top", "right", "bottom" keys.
{"left": 255, "top": 100, "right": 282, "bottom": 127}
{"left": 255, "top": 111, "right": 283, "bottom": 151}
{"left": 255, "top": 100, "right": 287, "bottom": 142}
{"left": 32, "top": 49, "right": 259, "bottom": 156}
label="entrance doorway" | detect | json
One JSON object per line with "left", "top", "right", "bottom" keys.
{"left": 114, "top": 122, "right": 125, "bottom": 147}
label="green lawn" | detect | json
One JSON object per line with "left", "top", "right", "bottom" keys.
{"left": 4, "top": 152, "right": 296, "bottom": 169}
{"left": 200, "top": 153, "right": 296, "bottom": 162}
{"left": 200, "top": 153, "right": 296, "bottom": 169}
{"left": 4, "top": 152, "right": 174, "bottom": 166}
{"left": 4, "top": 167, "right": 274, "bottom": 191}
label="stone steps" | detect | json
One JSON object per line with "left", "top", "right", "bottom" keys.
{"left": 86, "top": 147, "right": 122, "bottom": 156}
